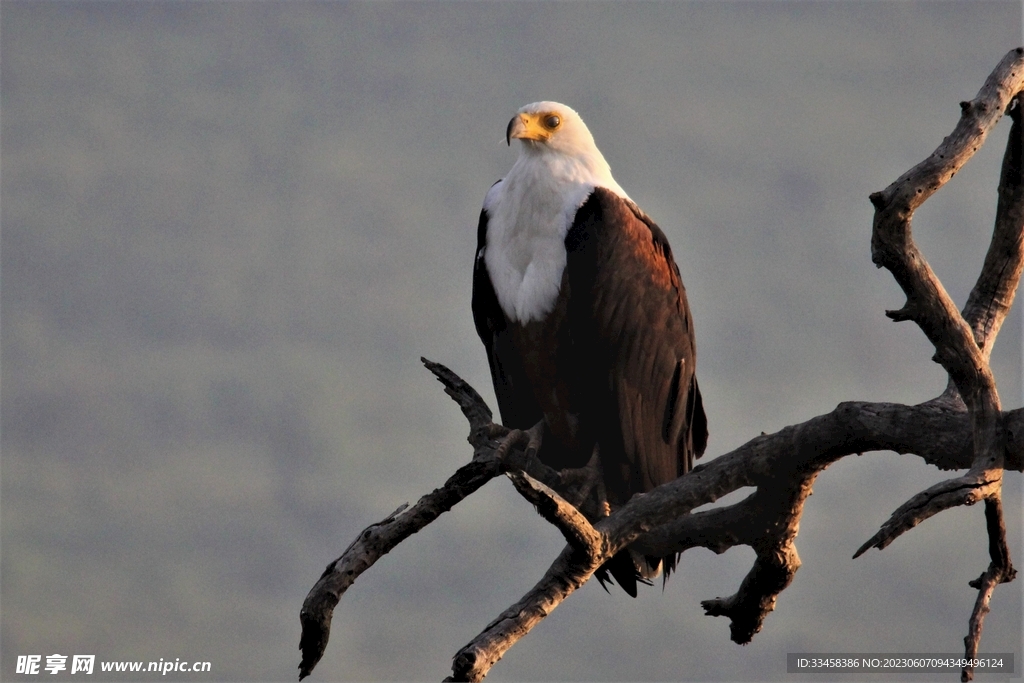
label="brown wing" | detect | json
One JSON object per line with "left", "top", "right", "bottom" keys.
{"left": 564, "top": 187, "right": 707, "bottom": 507}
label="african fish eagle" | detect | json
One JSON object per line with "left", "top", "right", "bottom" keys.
{"left": 471, "top": 101, "right": 708, "bottom": 596}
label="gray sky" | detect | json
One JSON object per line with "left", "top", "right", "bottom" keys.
{"left": 2, "top": 2, "right": 1022, "bottom": 681}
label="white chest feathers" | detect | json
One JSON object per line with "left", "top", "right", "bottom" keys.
{"left": 482, "top": 156, "right": 628, "bottom": 323}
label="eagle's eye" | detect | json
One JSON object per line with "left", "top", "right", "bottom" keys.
{"left": 543, "top": 114, "right": 561, "bottom": 129}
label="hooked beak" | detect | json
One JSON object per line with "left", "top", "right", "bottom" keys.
{"left": 506, "top": 113, "right": 548, "bottom": 146}
{"left": 506, "top": 115, "right": 524, "bottom": 146}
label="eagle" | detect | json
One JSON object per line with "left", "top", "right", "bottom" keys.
{"left": 472, "top": 101, "right": 708, "bottom": 596}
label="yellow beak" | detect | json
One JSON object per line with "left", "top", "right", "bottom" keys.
{"left": 506, "top": 113, "right": 550, "bottom": 146}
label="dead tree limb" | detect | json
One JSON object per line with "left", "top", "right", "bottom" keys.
{"left": 299, "top": 48, "right": 1024, "bottom": 682}
{"left": 863, "top": 47, "right": 1023, "bottom": 555}
{"left": 298, "top": 360, "right": 564, "bottom": 680}
{"left": 864, "top": 47, "right": 1023, "bottom": 680}
{"left": 963, "top": 497, "right": 1019, "bottom": 682}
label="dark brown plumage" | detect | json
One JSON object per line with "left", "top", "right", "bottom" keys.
{"left": 473, "top": 185, "right": 707, "bottom": 596}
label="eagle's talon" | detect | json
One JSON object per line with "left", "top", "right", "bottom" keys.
{"left": 493, "top": 428, "right": 525, "bottom": 462}
{"left": 492, "top": 420, "right": 545, "bottom": 465}
{"left": 484, "top": 422, "right": 511, "bottom": 441}
{"left": 522, "top": 420, "right": 545, "bottom": 461}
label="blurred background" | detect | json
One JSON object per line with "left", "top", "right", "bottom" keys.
{"left": 2, "top": 2, "right": 1021, "bottom": 681}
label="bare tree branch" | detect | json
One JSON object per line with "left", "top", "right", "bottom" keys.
{"left": 863, "top": 46, "right": 1024, "bottom": 674}
{"left": 447, "top": 542, "right": 601, "bottom": 683}
{"left": 299, "top": 364, "right": 1024, "bottom": 679}
{"left": 298, "top": 442, "right": 503, "bottom": 679}
{"left": 442, "top": 402, "right": 1024, "bottom": 679}
{"left": 959, "top": 92, "right": 1021, "bottom": 683}
{"left": 962, "top": 95, "right": 1024, "bottom": 356}
{"left": 859, "top": 47, "right": 1023, "bottom": 548}
{"left": 506, "top": 471, "right": 604, "bottom": 555}
{"left": 962, "top": 497, "right": 1019, "bottom": 682}
{"left": 299, "top": 360, "right": 561, "bottom": 679}
{"left": 868, "top": 48, "right": 1023, "bottom": 399}
{"left": 852, "top": 472, "right": 1002, "bottom": 558}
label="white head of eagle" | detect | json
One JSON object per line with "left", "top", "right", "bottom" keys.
{"left": 504, "top": 101, "right": 628, "bottom": 186}
{"left": 471, "top": 101, "right": 708, "bottom": 597}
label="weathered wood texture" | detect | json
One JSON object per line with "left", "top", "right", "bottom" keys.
{"left": 299, "top": 48, "right": 1024, "bottom": 682}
